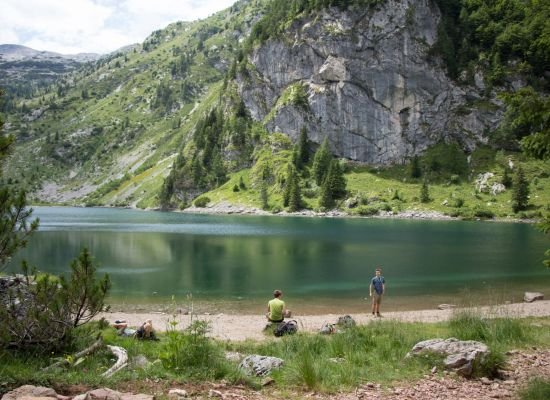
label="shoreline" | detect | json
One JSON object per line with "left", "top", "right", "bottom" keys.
{"left": 98, "top": 299, "right": 550, "bottom": 342}
{"left": 31, "top": 202, "right": 537, "bottom": 223}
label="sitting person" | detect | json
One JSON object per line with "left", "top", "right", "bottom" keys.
{"left": 266, "top": 290, "right": 291, "bottom": 323}
{"left": 135, "top": 319, "right": 159, "bottom": 340}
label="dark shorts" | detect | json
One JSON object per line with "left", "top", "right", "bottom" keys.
{"left": 269, "top": 319, "right": 284, "bottom": 323}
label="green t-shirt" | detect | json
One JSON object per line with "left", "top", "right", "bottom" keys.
{"left": 268, "top": 298, "right": 285, "bottom": 321}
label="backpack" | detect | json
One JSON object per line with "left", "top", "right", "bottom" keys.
{"left": 274, "top": 320, "right": 298, "bottom": 337}
{"left": 319, "top": 323, "right": 336, "bottom": 335}
{"left": 337, "top": 315, "right": 356, "bottom": 328}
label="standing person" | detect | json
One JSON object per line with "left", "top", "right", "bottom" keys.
{"left": 369, "top": 267, "right": 385, "bottom": 317}
{"left": 266, "top": 289, "right": 286, "bottom": 323}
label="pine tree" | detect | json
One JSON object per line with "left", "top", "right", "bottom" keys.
{"left": 288, "top": 173, "right": 302, "bottom": 212}
{"left": 298, "top": 126, "right": 309, "bottom": 166}
{"left": 312, "top": 137, "right": 332, "bottom": 185}
{"left": 0, "top": 90, "right": 39, "bottom": 271}
{"left": 502, "top": 167, "right": 512, "bottom": 188}
{"left": 410, "top": 156, "right": 422, "bottom": 179}
{"left": 512, "top": 166, "right": 529, "bottom": 213}
{"left": 283, "top": 165, "right": 295, "bottom": 207}
{"left": 328, "top": 159, "right": 347, "bottom": 199}
{"left": 420, "top": 179, "right": 430, "bottom": 203}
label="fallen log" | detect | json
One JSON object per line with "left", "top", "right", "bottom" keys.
{"left": 42, "top": 338, "right": 103, "bottom": 372}
{"left": 102, "top": 345, "right": 128, "bottom": 377}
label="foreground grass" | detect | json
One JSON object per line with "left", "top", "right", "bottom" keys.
{"left": 1, "top": 314, "right": 549, "bottom": 396}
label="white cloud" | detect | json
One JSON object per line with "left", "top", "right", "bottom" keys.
{"left": 0, "top": 0, "right": 237, "bottom": 54}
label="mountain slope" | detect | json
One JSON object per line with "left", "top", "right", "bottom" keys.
{"left": 2, "top": 0, "right": 548, "bottom": 216}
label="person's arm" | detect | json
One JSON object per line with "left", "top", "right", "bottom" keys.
{"left": 381, "top": 283, "right": 385, "bottom": 294}
{"left": 369, "top": 280, "right": 373, "bottom": 297}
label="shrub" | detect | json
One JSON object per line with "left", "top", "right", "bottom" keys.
{"left": 233, "top": 184, "right": 240, "bottom": 192}
{"left": 160, "top": 320, "right": 229, "bottom": 378}
{"left": 357, "top": 206, "right": 379, "bottom": 216}
{"left": 453, "top": 198, "right": 465, "bottom": 208}
{"left": 474, "top": 209, "right": 495, "bottom": 219}
{"left": 194, "top": 196, "right": 210, "bottom": 207}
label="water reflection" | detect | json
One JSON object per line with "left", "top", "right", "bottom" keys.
{"left": 7, "top": 207, "right": 550, "bottom": 313}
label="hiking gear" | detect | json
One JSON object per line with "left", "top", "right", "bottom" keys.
{"left": 337, "top": 315, "right": 356, "bottom": 328}
{"left": 274, "top": 320, "right": 298, "bottom": 337}
{"left": 319, "top": 323, "right": 336, "bottom": 335}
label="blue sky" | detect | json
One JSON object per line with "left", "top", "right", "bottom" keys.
{"left": 0, "top": 0, "right": 237, "bottom": 55}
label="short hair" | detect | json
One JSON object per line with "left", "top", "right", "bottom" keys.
{"left": 375, "top": 267, "right": 382, "bottom": 272}
{"left": 273, "top": 289, "right": 282, "bottom": 297}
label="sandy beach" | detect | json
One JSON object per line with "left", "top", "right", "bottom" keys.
{"left": 98, "top": 299, "right": 550, "bottom": 342}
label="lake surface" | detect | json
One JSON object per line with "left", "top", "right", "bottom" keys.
{"left": 7, "top": 206, "right": 550, "bottom": 315}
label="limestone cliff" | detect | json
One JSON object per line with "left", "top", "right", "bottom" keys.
{"left": 237, "top": 0, "right": 502, "bottom": 164}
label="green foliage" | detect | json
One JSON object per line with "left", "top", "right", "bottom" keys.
{"left": 297, "top": 126, "right": 310, "bottom": 167}
{"left": 1, "top": 249, "right": 110, "bottom": 351}
{"left": 421, "top": 143, "right": 468, "bottom": 178}
{"left": 512, "top": 166, "right": 529, "bottom": 212}
{"left": 474, "top": 208, "right": 495, "bottom": 219}
{"left": 160, "top": 320, "right": 229, "bottom": 378}
{"left": 194, "top": 196, "right": 211, "bottom": 207}
{"left": 496, "top": 88, "right": 550, "bottom": 155}
{"left": 283, "top": 165, "right": 302, "bottom": 211}
{"left": 0, "top": 90, "right": 39, "bottom": 271}
{"left": 518, "top": 378, "right": 550, "bottom": 400}
{"left": 312, "top": 137, "right": 332, "bottom": 186}
{"left": 409, "top": 156, "right": 422, "bottom": 179}
{"left": 537, "top": 215, "right": 550, "bottom": 268}
{"left": 60, "top": 248, "right": 111, "bottom": 328}
{"left": 319, "top": 159, "right": 347, "bottom": 209}
{"left": 420, "top": 179, "right": 430, "bottom": 203}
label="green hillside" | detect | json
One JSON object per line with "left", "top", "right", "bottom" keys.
{"left": 1, "top": 0, "right": 548, "bottom": 220}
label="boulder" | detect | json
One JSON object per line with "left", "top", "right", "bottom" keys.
{"left": 524, "top": 292, "right": 544, "bottom": 303}
{"left": 2, "top": 386, "right": 59, "bottom": 400}
{"left": 239, "top": 355, "right": 284, "bottom": 376}
{"left": 409, "top": 338, "right": 489, "bottom": 377}
{"left": 167, "top": 389, "right": 188, "bottom": 399}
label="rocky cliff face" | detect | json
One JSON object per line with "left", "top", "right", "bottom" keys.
{"left": 237, "top": 0, "right": 502, "bottom": 164}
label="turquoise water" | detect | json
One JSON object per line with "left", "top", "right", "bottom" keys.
{"left": 7, "top": 206, "right": 550, "bottom": 314}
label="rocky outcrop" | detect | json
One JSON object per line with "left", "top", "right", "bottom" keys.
{"left": 409, "top": 338, "right": 489, "bottom": 377}
{"left": 238, "top": 0, "right": 503, "bottom": 163}
{"left": 239, "top": 354, "right": 284, "bottom": 376}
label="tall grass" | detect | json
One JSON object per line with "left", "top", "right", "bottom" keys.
{"left": 518, "top": 378, "right": 550, "bottom": 400}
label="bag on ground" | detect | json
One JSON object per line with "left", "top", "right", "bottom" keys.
{"left": 274, "top": 320, "right": 298, "bottom": 337}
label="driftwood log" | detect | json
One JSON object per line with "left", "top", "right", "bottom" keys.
{"left": 102, "top": 345, "right": 128, "bottom": 377}
{"left": 42, "top": 338, "right": 104, "bottom": 372}
{"left": 41, "top": 338, "right": 128, "bottom": 377}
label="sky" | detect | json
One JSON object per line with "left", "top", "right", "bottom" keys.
{"left": 0, "top": 0, "right": 238, "bottom": 55}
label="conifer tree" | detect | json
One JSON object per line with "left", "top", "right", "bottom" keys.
{"left": 327, "top": 159, "right": 347, "bottom": 200}
{"left": 512, "top": 166, "right": 529, "bottom": 213}
{"left": 410, "top": 156, "right": 422, "bottom": 179}
{"left": 260, "top": 184, "right": 269, "bottom": 210}
{"left": 0, "top": 89, "right": 39, "bottom": 271}
{"left": 312, "top": 137, "right": 332, "bottom": 185}
{"left": 502, "top": 167, "right": 512, "bottom": 188}
{"left": 298, "top": 126, "right": 309, "bottom": 166}
{"left": 420, "top": 179, "right": 430, "bottom": 203}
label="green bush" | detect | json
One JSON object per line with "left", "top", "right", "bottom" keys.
{"left": 194, "top": 196, "right": 211, "bottom": 207}
{"left": 160, "top": 320, "right": 229, "bottom": 378}
{"left": 474, "top": 209, "right": 495, "bottom": 219}
{"left": 357, "top": 206, "right": 379, "bottom": 216}
{"left": 421, "top": 143, "right": 468, "bottom": 178}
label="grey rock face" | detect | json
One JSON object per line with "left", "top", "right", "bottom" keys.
{"left": 409, "top": 337, "right": 489, "bottom": 377}
{"left": 238, "top": 0, "right": 502, "bottom": 163}
{"left": 239, "top": 354, "right": 284, "bottom": 376}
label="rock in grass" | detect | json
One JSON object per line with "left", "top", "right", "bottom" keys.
{"left": 409, "top": 338, "right": 489, "bottom": 377}
{"left": 524, "top": 292, "right": 544, "bottom": 303}
{"left": 239, "top": 355, "right": 284, "bottom": 376}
